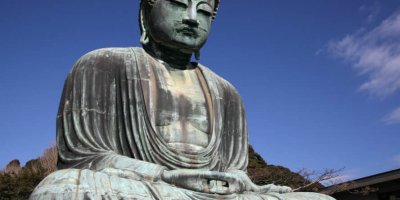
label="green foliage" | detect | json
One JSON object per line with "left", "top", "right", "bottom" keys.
{"left": 0, "top": 173, "right": 17, "bottom": 199}
{"left": 0, "top": 145, "right": 57, "bottom": 200}
{"left": 0, "top": 159, "right": 46, "bottom": 199}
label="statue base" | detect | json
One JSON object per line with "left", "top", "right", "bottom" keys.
{"left": 31, "top": 169, "right": 335, "bottom": 200}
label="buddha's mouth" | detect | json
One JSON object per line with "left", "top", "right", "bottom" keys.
{"left": 176, "top": 27, "right": 198, "bottom": 37}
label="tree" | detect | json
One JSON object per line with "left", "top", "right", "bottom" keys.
{"left": 247, "top": 145, "right": 326, "bottom": 191}
{"left": 0, "top": 145, "right": 57, "bottom": 199}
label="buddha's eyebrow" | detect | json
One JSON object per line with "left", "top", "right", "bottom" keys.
{"left": 195, "top": 0, "right": 213, "bottom": 7}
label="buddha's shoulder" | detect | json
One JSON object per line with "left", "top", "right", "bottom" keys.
{"left": 79, "top": 47, "right": 138, "bottom": 59}
{"left": 72, "top": 47, "right": 144, "bottom": 72}
{"left": 198, "top": 64, "right": 241, "bottom": 97}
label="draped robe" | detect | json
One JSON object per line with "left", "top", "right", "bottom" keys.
{"left": 30, "top": 47, "right": 335, "bottom": 200}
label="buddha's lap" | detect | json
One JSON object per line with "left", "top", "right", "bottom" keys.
{"left": 30, "top": 169, "right": 334, "bottom": 200}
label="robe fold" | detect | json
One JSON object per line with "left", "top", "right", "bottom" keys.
{"left": 57, "top": 46, "right": 248, "bottom": 174}
{"left": 30, "top": 47, "right": 335, "bottom": 200}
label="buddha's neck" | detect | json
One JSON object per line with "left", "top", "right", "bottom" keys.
{"left": 143, "top": 40, "right": 193, "bottom": 70}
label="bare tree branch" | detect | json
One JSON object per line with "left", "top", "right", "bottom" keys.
{"left": 293, "top": 168, "right": 345, "bottom": 192}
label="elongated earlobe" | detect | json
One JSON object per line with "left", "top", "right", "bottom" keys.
{"left": 195, "top": 50, "right": 201, "bottom": 60}
{"left": 140, "top": 31, "right": 150, "bottom": 45}
{"left": 140, "top": 8, "right": 150, "bottom": 45}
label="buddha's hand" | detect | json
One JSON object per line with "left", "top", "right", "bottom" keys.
{"left": 99, "top": 168, "right": 143, "bottom": 181}
{"left": 226, "top": 170, "right": 292, "bottom": 194}
{"left": 161, "top": 169, "right": 249, "bottom": 195}
{"left": 257, "top": 184, "right": 292, "bottom": 194}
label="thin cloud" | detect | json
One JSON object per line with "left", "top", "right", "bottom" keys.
{"left": 383, "top": 107, "right": 400, "bottom": 124}
{"left": 321, "top": 174, "right": 351, "bottom": 186}
{"left": 359, "top": 2, "right": 381, "bottom": 23}
{"left": 393, "top": 154, "right": 400, "bottom": 167}
{"left": 327, "top": 10, "right": 400, "bottom": 124}
{"left": 328, "top": 11, "right": 400, "bottom": 97}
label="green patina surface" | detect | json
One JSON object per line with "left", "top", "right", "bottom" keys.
{"left": 30, "top": 0, "right": 335, "bottom": 199}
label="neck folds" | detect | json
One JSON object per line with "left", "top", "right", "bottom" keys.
{"left": 143, "top": 40, "right": 193, "bottom": 69}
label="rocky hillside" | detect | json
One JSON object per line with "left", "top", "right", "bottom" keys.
{"left": 247, "top": 145, "right": 323, "bottom": 191}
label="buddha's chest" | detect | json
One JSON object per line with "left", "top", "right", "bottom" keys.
{"left": 154, "top": 67, "right": 210, "bottom": 152}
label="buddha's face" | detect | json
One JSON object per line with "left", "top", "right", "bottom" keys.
{"left": 147, "top": 0, "right": 215, "bottom": 53}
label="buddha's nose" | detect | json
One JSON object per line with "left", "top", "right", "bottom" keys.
{"left": 182, "top": 18, "right": 199, "bottom": 27}
{"left": 183, "top": 6, "right": 199, "bottom": 27}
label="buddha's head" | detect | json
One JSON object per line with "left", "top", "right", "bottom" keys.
{"left": 140, "top": 0, "right": 219, "bottom": 55}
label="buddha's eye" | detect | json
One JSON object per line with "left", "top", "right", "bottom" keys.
{"left": 197, "top": 4, "right": 213, "bottom": 17}
{"left": 198, "top": 9, "right": 212, "bottom": 17}
{"left": 167, "top": 0, "right": 188, "bottom": 8}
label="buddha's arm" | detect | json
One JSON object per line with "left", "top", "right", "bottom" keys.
{"left": 57, "top": 48, "right": 166, "bottom": 181}
{"left": 85, "top": 154, "right": 167, "bottom": 181}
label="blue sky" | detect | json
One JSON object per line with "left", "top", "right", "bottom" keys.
{"left": 1, "top": 0, "right": 399, "bottom": 182}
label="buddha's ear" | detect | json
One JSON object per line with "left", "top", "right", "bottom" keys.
{"left": 139, "top": 9, "right": 149, "bottom": 45}
{"left": 139, "top": 1, "right": 152, "bottom": 46}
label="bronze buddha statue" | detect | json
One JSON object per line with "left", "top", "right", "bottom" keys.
{"left": 30, "top": 1, "right": 335, "bottom": 199}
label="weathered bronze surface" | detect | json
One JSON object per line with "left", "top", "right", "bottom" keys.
{"left": 30, "top": 0, "right": 335, "bottom": 199}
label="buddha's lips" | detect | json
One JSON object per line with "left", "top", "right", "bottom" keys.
{"left": 176, "top": 27, "right": 199, "bottom": 37}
